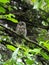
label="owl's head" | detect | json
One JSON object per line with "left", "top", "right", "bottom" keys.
{"left": 18, "top": 21, "right": 26, "bottom": 27}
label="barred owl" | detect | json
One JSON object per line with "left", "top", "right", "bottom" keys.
{"left": 16, "top": 21, "right": 27, "bottom": 43}
{"left": 16, "top": 21, "right": 27, "bottom": 37}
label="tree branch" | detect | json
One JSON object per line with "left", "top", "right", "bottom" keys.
{"left": 0, "top": 23, "right": 49, "bottom": 54}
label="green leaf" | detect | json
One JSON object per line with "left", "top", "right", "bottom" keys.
{"left": 29, "top": 48, "right": 41, "bottom": 54}
{"left": 7, "top": 17, "right": 18, "bottom": 23}
{"left": 12, "top": 48, "right": 19, "bottom": 60}
{"left": 5, "top": 14, "right": 18, "bottom": 23}
{"left": 0, "top": 0, "right": 9, "bottom": 3}
{"left": 26, "top": 58, "right": 34, "bottom": 65}
{"left": 6, "top": 45, "right": 16, "bottom": 51}
{"left": 42, "top": 21, "right": 48, "bottom": 26}
{"left": 41, "top": 52, "right": 49, "bottom": 60}
{"left": 0, "top": 14, "right": 18, "bottom": 23}
{"left": 44, "top": 40, "right": 49, "bottom": 51}
{"left": 32, "top": 0, "right": 36, "bottom": 3}
{"left": 0, "top": 6, "right": 6, "bottom": 13}
{"left": 45, "top": 0, "right": 49, "bottom": 4}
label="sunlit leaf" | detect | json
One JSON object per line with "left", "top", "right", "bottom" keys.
{"left": 6, "top": 45, "right": 16, "bottom": 51}
{"left": 32, "top": 0, "right": 36, "bottom": 3}
{"left": 0, "top": 14, "right": 18, "bottom": 23}
{"left": 42, "top": 21, "right": 48, "bottom": 26}
{"left": 29, "top": 48, "right": 41, "bottom": 54}
{"left": 0, "top": 0, "right": 10, "bottom": 3}
{"left": 44, "top": 40, "right": 49, "bottom": 51}
{"left": 7, "top": 17, "right": 18, "bottom": 23}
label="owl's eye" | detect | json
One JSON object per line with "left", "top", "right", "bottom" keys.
{"left": 19, "top": 23, "right": 24, "bottom": 26}
{"left": 19, "top": 22, "right": 25, "bottom": 26}
{"left": 21, "top": 23, "right": 24, "bottom": 25}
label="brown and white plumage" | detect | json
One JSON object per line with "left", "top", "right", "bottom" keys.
{"left": 16, "top": 21, "right": 27, "bottom": 43}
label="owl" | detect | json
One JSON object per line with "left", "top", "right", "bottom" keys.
{"left": 16, "top": 21, "right": 27, "bottom": 43}
{"left": 16, "top": 21, "right": 27, "bottom": 37}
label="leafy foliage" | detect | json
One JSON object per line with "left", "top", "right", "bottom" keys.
{"left": 0, "top": 0, "right": 49, "bottom": 65}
